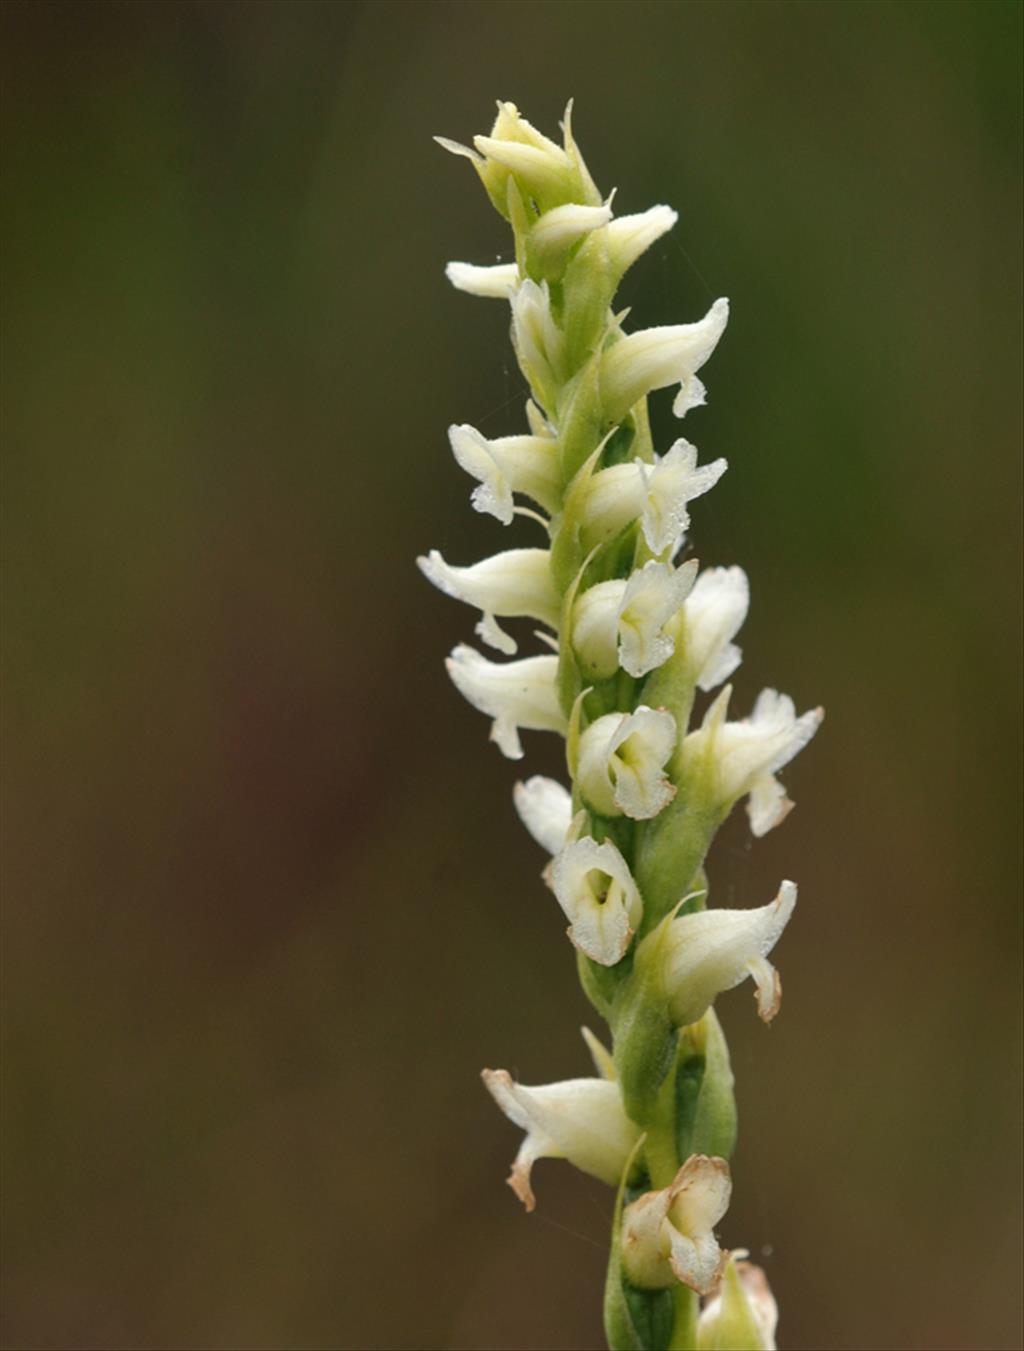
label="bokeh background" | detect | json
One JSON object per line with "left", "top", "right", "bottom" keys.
{"left": 4, "top": 2, "right": 1022, "bottom": 1348}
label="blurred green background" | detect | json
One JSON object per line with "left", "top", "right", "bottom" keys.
{"left": 3, "top": 2, "right": 1021, "bottom": 1348}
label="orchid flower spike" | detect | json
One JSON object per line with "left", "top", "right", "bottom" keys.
{"left": 426, "top": 101, "right": 822, "bottom": 1349}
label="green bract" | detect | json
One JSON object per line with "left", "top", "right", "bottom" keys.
{"left": 422, "top": 101, "right": 822, "bottom": 1351}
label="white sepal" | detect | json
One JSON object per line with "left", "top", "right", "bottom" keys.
{"left": 580, "top": 439, "right": 727, "bottom": 556}
{"left": 683, "top": 686, "right": 823, "bottom": 834}
{"left": 481, "top": 1068, "right": 641, "bottom": 1212}
{"left": 654, "top": 881, "right": 798, "bottom": 1027}
{"left": 447, "top": 423, "right": 561, "bottom": 523}
{"left": 445, "top": 260, "right": 519, "bottom": 298}
{"left": 577, "top": 707, "right": 677, "bottom": 819}
{"left": 445, "top": 645, "right": 566, "bottom": 759}
{"left": 621, "top": 1155, "right": 731, "bottom": 1295}
{"left": 549, "top": 835, "right": 642, "bottom": 965}
{"left": 418, "top": 547, "right": 559, "bottom": 654}
{"left": 681, "top": 566, "right": 750, "bottom": 691}
{"left": 513, "top": 775, "right": 572, "bottom": 854}
{"left": 601, "top": 298, "right": 729, "bottom": 423}
{"left": 697, "top": 1255, "right": 778, "bottom": 1351}
{"left": 607, "top": 205, "right": 678, "bottom": 276}
{"left": 573, "top": 560, "right": 698, "bottom": 681}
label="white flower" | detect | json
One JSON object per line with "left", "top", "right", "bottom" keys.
{"left": 680, "top": 566, "right": 749, "bottom": 691}
{"left": 481, "top": 1063, "right": 641, "bottom": 1212}
{"left": 580, "top": 439, "right": 727, "bottom": 556}
{"left": 682, "top": 686, "right": 823, "bottom": 835}
{"left": 646, "top": 880, "right": 798, "bottom": 1027}
{"left": 531, "top": 201, "right": 613, "bottom": 260}
{"left": 577, "top": 706, "right": 677, "bottom": 819}
{"left": 418, "top": 547, "right": 560, "bottom": 654}
{"left": 513, "top": 775, "right": 572, "bottom": 854}
{"left": 697, "top": 1255, "right": 778, "bottom": 1351}
{"left": 447, "top": 423, "right": 561, "bottom": 525}
{"left": 601, "top": 298, "right": 729, "bottom": 423}
{"left": 511, "top": 278, "right": 563, "bottom": 408}
{"left": 444, "top": 260, "right": 519, "bottom": 298}
{"left": 621, "top": 1155, "right": 731, "bottom": 1295}
{"left": 573, "top": 560, "right": 698, "bottom": 680}
{"left": 549, "top": 835, "right": 642, "bottom": 965}
{"left": 445, "top": 645, "right": 566, "bottom": 759}
{"left": 607, "top": 205, "right": 678, "bottom": 276}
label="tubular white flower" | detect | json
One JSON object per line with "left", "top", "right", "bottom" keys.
{"left": 418, "top": 547, "right": 560, "bottom": 654}
{"left": 683, "top": 686, "right": 823, "bottom": 835}
{"left": 513, "top": 775, "right": 572, "bottom": 854}
{"left": 697, "top": 1255, "right": 778, "bottom": 1351}
{"left": 621, "top": 1155, "right": 731, "bottom": 1295}
{"left": 549, "top": 835, "right": 642, "bottom": 965}
{"left": 448, "top": 423, "right": 561, "bottom": 524}
{"left": 649, "top": 880, "right": 798, "bottom": 1027}
{"left": 577, "top": 707, "right": 677, "bottom": 819}
{"left": 481, "top": 1067, "right": 641, "bottom": 1212}
{"left": 445, "top": 644, "right": 566, "bottom": 759}
{"left": 680, "top": 566, "right": 750, "bottom": 691}
{"left": 607, "top": 205, "right": 678, "bottom": 276}
{"left": 601, "top": 298, "right": 729, "bottom": 423}
{"left": 573, "top": 560, "right": 698, "bottom": 681}
{"left": 511, "top": 278, "right": 563, "bottom": 406}
{"left": 445, "top": 260, "right": 519, "bottom": 298}
{"left": 580, "top": 439, "right": 728, "bottom": 555}
{"left": 531, "top": 201, "right": 613, "bottom": 258}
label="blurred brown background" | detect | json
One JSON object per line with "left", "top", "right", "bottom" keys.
{"left": 3, "top": 2, "right": 1022, "bottom": 1348}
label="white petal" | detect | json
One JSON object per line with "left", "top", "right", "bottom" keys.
{"left": 513, "top": 776, "right": 572, "bottom": 854}
{"left": 445, "top": 260, "right": 519, "bottom": 298}
{"left": 572, "top": 580, "right": 626, "bottom": 680}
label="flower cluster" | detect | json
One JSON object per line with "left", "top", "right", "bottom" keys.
{"left": 422, "top": 102, "right": 820, "bottom": 1351}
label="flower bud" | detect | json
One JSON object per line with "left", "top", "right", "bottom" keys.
{"left": 418, "top": 547, "right": 560, "bottom": 654}
{"left": 577, "top": 706, "right": 677, "bottom": 819}
{"left": 513, "top": 775, "right": 572, "bottom": 854}
{"left": 682, "top": 686, "right": 823, "bottom": 835}
{"left": 481, "top": 1065, "right": 641, "bottom": 1212}
{"left": 601, "top": 298, "right": 729, "bottom": 423}
{"left": 549, "top": 835, "right": 642, "bottom": 965}
{"left": 697, "top": 1254, "right": 778, "bottom": 1351}
{"left": 621, "top": 1155, "right": 731, "bottom": 1294}
{"left": 530, "top": 200, "right": 613, "bottom": 268}
{"left": 445, "top": 645, "right": 566, "bottom": 759}
{"left": 447, "top": 423, "right": 561, "bottom": 524}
